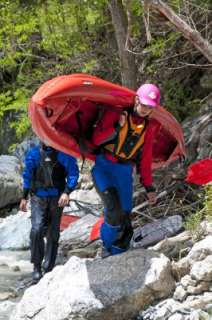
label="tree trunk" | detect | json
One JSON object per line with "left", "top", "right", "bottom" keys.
{"left": 108, "top": 0, "right": 137, "bottom": 89}
{"left": 146, "top": 0, "right": 212, "bottom": 63}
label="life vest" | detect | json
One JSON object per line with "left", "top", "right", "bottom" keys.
{"left": 104, "top": 114, "right": 147, "bottom": 161}
{"left": 31, "top": 149, "right": 66, "bottom": 192}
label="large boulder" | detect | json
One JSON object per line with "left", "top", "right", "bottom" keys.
{"left": 0, "top": 301, "right": 16, "bottom": 320}
{"left": 0, "top": 212, "right": 31, "bottom": 250}
{"left": 11, "top": 249, "right": 175, "bottom": 320}
{"left": 0, "top": 155, "right": 22, "bottom": 209}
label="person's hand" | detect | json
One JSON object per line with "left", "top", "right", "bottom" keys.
{"left": 19, "top": 199, "right": 28, "bottom": 212}
{"left": 58, "top": 193, "right": 70, "bottom": 207}
{"left": 147, "top": 192, "right": 157, "bottom": 205}
{"left": 119, "top": 111, "right": 128, "bottom": 127}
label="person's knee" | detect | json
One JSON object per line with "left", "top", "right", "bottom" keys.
{"left": 101, "top": 187, "right": 125, "bottom": 226}
{"left": 31, "top": 222, "right": 44, "bottom": 237}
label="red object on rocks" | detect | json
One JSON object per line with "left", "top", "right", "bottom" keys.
{"left": 60, "top": 215, "right": 80, "bottom": 231}
{"left": 90, "top": 217, "right": 104, "bottom": 241}
{"left": 185, "top": 159, "right": 212, "bottom": 185}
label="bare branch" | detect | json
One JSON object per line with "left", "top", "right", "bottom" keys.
{"left": 143, "top": 0, "right": 152, "bottom": 43}
{"left": 145, "top": 0, "right": 212, "bottom": 63}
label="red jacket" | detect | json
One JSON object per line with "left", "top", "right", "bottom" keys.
{"left": 92, "top": 110, "right": 160, "bottom": 190}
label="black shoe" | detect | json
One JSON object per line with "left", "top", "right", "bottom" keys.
{"left": 32, "top": 264, "right": 42, "bottom": 282}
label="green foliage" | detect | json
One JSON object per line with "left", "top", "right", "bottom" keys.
{"left": 204, "top": 185, "right": 212, "bottom": 221}
{"left": 184, "top": 209, "right": 204, "bottom": 241}
{"left": 0, "top": 0, "right": 111, "bottom": 148}
{"left": 184, "top": 185, "right": 212, "bottom": 240}
{"left": 82, "top": 59, "right": 98, "bottom": 73}
{"left": 145, "top": 38, "right": 166, "bottom": 59}
{"left": 0, "top": 88, "right": 30, "bottom": 139}
{"left": 126, "top": 0, "right": 144, "bottom": 36}
{"left": 0, "top": 1, "right": 38, "bottom": 71}
{"left": 163, "top": 80, "right": 188, "bottom": 120}
{"left": 163, "top": 80, "right": 201, "bottom": 121}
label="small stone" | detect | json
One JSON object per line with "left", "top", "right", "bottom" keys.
{"left": 12, "top": 265, "right": 20, "bottom": 272}
{"left": 168, "top": 314, "right": 184, "bottom": 320}
{"left": 0, "top": 292, "right": 13, "bottom": 301}
{"left": 181, "top": 275, "right": 196, "bottom": 289}
{"left": 190, "top": 255, "right": 212, "bottom": 282}
{"left": 187, "top": 282, "right": 210, "bottom": 295}
{"left": 173, "top": 285, "right": 187, "bottom": 302}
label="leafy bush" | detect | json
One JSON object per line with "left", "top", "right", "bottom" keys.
{"left": 204, "top": 185, "right": 212, "bottom": 221}
{"left": 184, "top": 185, "right": 212, "bottom": 240}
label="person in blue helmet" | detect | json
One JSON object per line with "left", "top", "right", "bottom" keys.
{"left": 19, "top": 142, "right": 79, "bottom": 282}
{"left": 91, "top": 84, "right": 161, "bottom": 257}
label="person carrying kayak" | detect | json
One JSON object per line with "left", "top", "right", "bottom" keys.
{"left": 19, "top": 142, "right": 79, "bottom": 282}
{"left": 91, "top": 84, "right": 161, "bottom": 257}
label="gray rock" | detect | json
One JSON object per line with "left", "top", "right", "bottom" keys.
{"left": 183, "top": 292, "right": 212, "bottom": 310}
{"left": 153, "top": 231, "right": 192, "bottom": 260}
{"left": 139, "top": 297, "right": 212, "bottom": 320}
{"left": 0, "top": 155, "right": 22, "bottom": 209}
{"left": 180, "top": 275, "right": 196, "bottom": 289}
{"left": 132, "top": 215, "right": 183, "bottom": 249}
{"left": 0, "top": 301, "right": 16, "bottom": 320}
{"left": 186, "top": 282, "right": 210, "bottom": 295}
{"left": 173, "top": 285, "right": 187, "bottom": 302}
{"left": 173, "top": 236, "right": 212, "bottom": 278}
{"left": 187, "top": 236, "right": 212, "bottom": 261}
{"left": 0, "top": 212, "right": 31, "bottom": 250}
{"left": 11, "top": 250, "right": 175, "bottom": 320}
{"left": 190, "top": 255, "right": 212, "bottom": 282}
{"left": 139, "top": 299, "right": 183, "bottom": 320}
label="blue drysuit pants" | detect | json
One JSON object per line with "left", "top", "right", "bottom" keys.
{"left": 92, "top": 154, "right": 133, "bottom": 255}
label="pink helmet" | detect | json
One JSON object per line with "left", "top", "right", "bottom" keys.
{"left": 136, "top": 83, "right": 161, "bottom": 107}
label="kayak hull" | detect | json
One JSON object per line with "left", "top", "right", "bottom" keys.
{"left": 29, "top": 73, "right": 186, "bottom": 167}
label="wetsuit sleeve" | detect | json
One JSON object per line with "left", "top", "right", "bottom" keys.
{"left": 92, "top": 111, "right": 120, "bottom": 146}
{"left": 58, "top": 153, "right": 79, "bottom": 194}
{"left": 22, "top": 148, "right": 37, "bottom": 199}
{"left": 139, "top": 120, "right": 159, "bottom": 191}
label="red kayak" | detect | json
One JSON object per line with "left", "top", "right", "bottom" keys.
{"left": 29, "top": 73, "right": 186, "bottom": 167}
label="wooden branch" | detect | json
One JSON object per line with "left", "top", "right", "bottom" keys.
{"left": 132, "top": 190, "right": 168, "bottom": 213}
{"left": 145, "top": 0, "right": 212, "bottom": 63}
{"left": 143, "top": 0, "right": 152, "bottom": 43}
